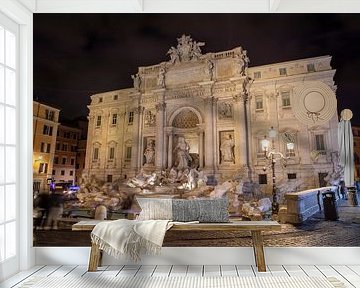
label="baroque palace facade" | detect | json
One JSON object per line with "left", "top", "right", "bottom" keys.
{"left": 83, "top": 35, "right": 338, "bottom": 189}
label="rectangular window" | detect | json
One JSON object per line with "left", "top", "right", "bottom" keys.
{"left": 56, "top": 142, "right": 60, "bottom": 150}
{"left": 259, "top": 174, "right": 267, "bottom": 184}
{"left": 281, "top": 91, "right": 291, "bottom": 107}
{"left": 45, "top": 109, "right": 54, "bottom": 121}
{"left": 72, "top": 133, "right": 77, "bottom": 140}
{"left": 99, "top": 97, "right": 103, "bottom": 103}
{"left": 93, "top": 147, "right": 99, "bottom": 160}
{"left": 286, "top": 143, "right": 296, "bottom": 157}
{"left": 54, "top": 157, "right": 59, "bottom": 164}
{"left": 38, "top": 163, "right": 48, "bottom": 174}
{"left": 70, "top": 158, "right": 75, "bottom": 165}
{"left": 61, "top": 170, "right": 65, "bottom": 176}
{"left": 254, "top": 71, "right": 261, "bottom": 79}
{"left": 40, "top": 142, "right": 45, "bottom": 153}
{"left": 109, "top": 147, "right": 115, "bottom": 159}
{"left": 255, "top": 96, "right": 263, "bottom": 110}
{"left": 42, "top": 124, "right": 53, "bottom": 136}
{"left": 113, "top": 95, "right": 118, "bottom": 100}
{"left": 96, "top": 115, "right": 101, "bottom": 127}
{"left": 128, "top": 111, "right": 134, "bottom": 125}
{"left": 62, "top": 143, "right": 68, "bottom": 151}
{"left": 279, "top": 67, "right": 287, "bottom": 76}
{"left": 286, "top": 147, "right": 295, "bottom": 157}
{"left": 315, "top": 134, "right": 326, "bottom": 151}
{"left": 107, "top": 175, "right": 113, "bottom": 183}
{"left": 75, "top": 163, "right": 80, "bottom": 169}
{"left": 288, "top": 173, "right": 297, "bottom": 180}
{"left": 47, "top": 143, "right": 51, "bottom": 153}
{"left": 69, "top": 171, "right": 74, "bottom": 176}
{"left": 71, "top": 145, "right": 77, "bottom": 152}
{"left": 52, "top": 170, "right": 55, "bottom": 176}
{"left": 62, "top": 157, "right": 66, "bottom": 165}
{"left": 126, "top": 147, "right": 132, "bottom": 159}
{"left": 112, "top": 114, "right": 117, "bottom": 125}
{"left": 307, "top": 63, "right": 316, "bottom": 72}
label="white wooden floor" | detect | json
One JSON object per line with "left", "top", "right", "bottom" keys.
{"left": 1, "top": 265, "right": 360, "bottom": 288}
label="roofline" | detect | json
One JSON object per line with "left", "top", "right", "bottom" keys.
{"left": 249, "top": 55, "right": 332, "bottom": 70}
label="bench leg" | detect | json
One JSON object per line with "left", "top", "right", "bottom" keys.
{"left": 251, "top": 231, "right": 266, "bottom": 272}
{"left": 88, "top": 243, "right": 101, "bottom": 272}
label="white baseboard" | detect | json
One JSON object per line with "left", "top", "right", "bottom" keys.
{"left": 35, "top": 247, "right": 360, "bottom": 266}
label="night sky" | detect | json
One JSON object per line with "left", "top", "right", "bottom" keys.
{"left": 34, "top": 14, "right": 360, "bottom": 124}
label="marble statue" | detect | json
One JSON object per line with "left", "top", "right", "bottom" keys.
{"left": 235, "top": 50, "right": 250, "bottom": 76}
{"left": 131, "top": 73, "right": 141, "bottom": 91}
{"left": 157, "top": 67, "right": 166, "bottom": 88}
{"left": 205, "top": 59, "right": 214, "bottom": 80}
{"left": 144, "top": 140, "right": 155, "bottom": 165}
{"left": 174, "top": 136, "right": 192, "bottom": 169}
{"left": 220, "top": 134, "right": 235, "bottom": 163}
{"left": 240, "top": 50, "right": 250, "bottom": 75}
{"left": 167, "top": 35, "right": 205, "bottom": 63}
{"left": 167, "top": 46, "right": 180, "bottom": 64}
{"left": 192, "top": 41, "right": 205, "bottom": 59}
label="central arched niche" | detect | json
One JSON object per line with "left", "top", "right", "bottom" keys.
{"left": 172, "top": 109, "right": 199, "bottom": 128}
{"left": 170, "top": 108, "right": 202, "bottom": 168}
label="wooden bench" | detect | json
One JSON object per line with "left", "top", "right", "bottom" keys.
{"left": 72, "top": 220, "right": 281, "bottom": 273}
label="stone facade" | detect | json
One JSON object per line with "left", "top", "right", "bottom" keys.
{"left": 33, "top": 101, "right": 60, "bottom": 192}
{"left": 53, "top": 125, "right": 81, "bottom": 185}
{"left": 83, "top": 36, "right": 339, "bottom": 191}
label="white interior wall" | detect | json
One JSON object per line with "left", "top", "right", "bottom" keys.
{"left": 0, "top": 0, "right": 358, "bottom": 277}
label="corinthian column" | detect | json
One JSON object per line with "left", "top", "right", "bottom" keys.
{"left": 131, "top": 106, "right": 144, "bottom": 174}
{"left": 233, "top": 94, "right": 247, "bottom": 167}
{"left": 204, "top": 97, "right": 216, "bottom": 174}
{"left": 155, "top": 102, "right": 166, "bottom": 171}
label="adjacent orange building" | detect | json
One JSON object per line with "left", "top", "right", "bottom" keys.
{"left": 33, "top": 101, "right": 60, "bottom": 192}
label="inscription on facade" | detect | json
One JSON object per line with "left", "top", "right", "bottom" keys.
{"left": 167, "top": 88, "right": 205, "bottom": 100}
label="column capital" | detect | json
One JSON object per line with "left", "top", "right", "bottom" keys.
{"left": 204, "top": 96, "right": 218, "bottom": 105}
{"left": 155, "top": 102, "right": 166, "bottom": 112}
{"left": 164, "top": 126, "right": 173, "bottom": 135}
{"left": 233, "top": 93, "right": 248, "bottom": 103}
{"left": 133, "top": 106, "right": 145, "bottom": 115}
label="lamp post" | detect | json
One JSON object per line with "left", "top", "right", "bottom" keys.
{"left": 261, "top": 127, "right": 293, "bottom": 215}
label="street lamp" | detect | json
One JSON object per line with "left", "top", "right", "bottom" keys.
{"left": 260, "top": 127, "right": 293, "bottom": 215}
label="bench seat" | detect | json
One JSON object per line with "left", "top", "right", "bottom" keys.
{"left": 72, "top": 220, "right": 281, "bottom": 272}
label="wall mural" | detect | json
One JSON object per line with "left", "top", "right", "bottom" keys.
{"left": 33, "top": 14, "right": 360, "bottom": 249}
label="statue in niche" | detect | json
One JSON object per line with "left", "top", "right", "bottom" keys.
{"left": 205, "top": 59, "right": 214, "bottom": 81}
{"left": 157, "top": 67, "right": 166, "bottom": 88}
{"left": 220, "top": 134, "right": 235, "bottom": 163}
{"left": 218, "top": 102, "right": 233, "bottom": 119}
{"left": 144, "top": 110, "right": 156, "bottom": 127}
{"left": 131, "top": 73, "right": 141, "bottom": 91}
{"left": 174, "top": 136, "right": 192, "bottom": 170}
{"left": 167, "top": 46, "right": 180, "bottom": 64}
{"left": 144, "top": 140, "right": 155, "bottom": 165}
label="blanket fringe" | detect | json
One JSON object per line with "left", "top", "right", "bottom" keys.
{"left": 91, "top": 230, "right": 162, "bottom": 262}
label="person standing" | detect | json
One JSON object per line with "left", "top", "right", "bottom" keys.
{"left": 33, "top": 191, "right": 50, "bottom": 230}
{"left": 44, "top": 188, "right": 64, "bottom": 230}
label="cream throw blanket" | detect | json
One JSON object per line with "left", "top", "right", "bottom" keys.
{"left": 91, "top": 219, "right": 173, "bottom": 261}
